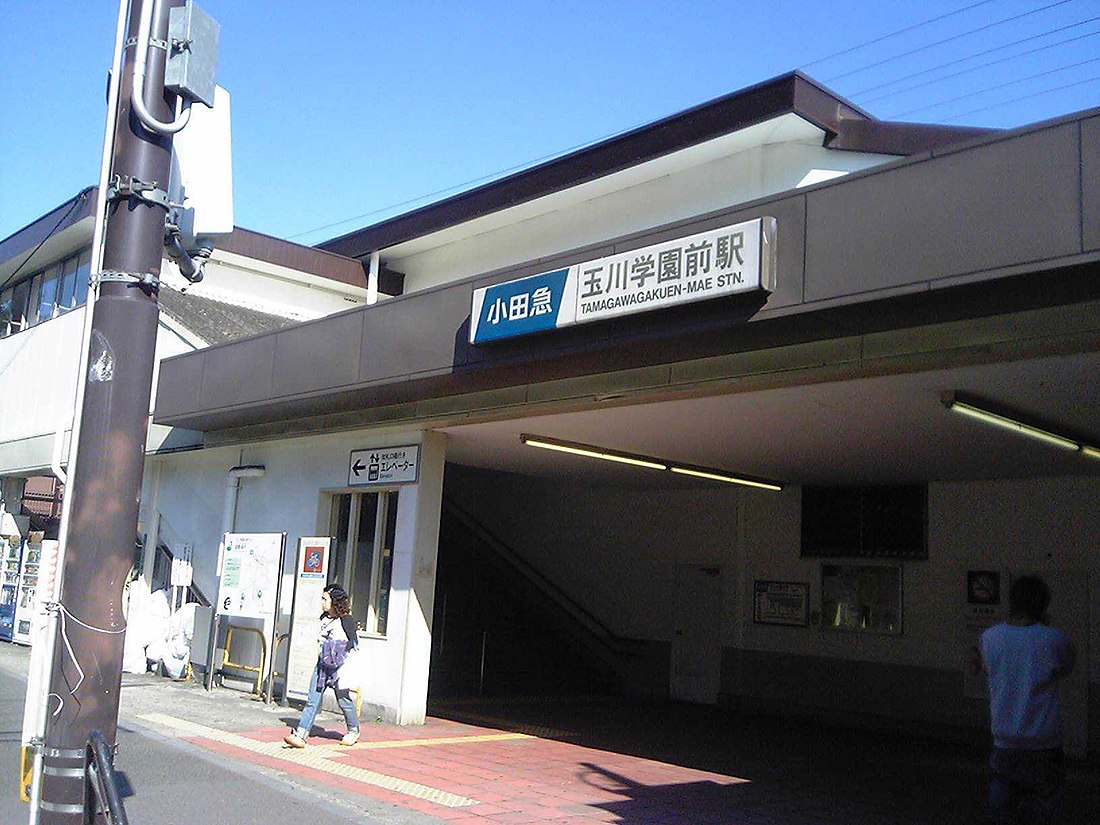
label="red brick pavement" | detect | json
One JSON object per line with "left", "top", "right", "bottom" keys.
{"left": 185, "top": 716, "right": 753, "bottom": 824}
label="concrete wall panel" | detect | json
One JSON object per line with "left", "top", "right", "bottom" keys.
{"left": 359, "top": 284, "right": 473, "bottom": 383}
{"left": 272, "top": 310, "right": 363, "bottom": 397}
{"left": 1082, "top": 116, "right": 1100, "bottom": 252}
{"left": 804, "top": 125, "right": 1081, "bottom": 302}
{"left": 198, "top": 334, "right": 276, "bottom": 409}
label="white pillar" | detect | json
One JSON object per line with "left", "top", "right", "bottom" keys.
{"left": 392, "top": 431, "right": 446, "bottom": 724}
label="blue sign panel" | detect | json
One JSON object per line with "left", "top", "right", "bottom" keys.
{"left": 471, "top": 268, "right": 569, "bottom": 344}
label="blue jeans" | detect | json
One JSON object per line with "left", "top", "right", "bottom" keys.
{"left": 295, "top": 663, "right": 359, "bottom": 738}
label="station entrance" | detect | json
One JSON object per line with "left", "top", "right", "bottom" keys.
{"left": 423, "top": 349, "right": 1097, "bottom": 760}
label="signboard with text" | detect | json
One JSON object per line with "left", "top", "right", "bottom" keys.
{"left": 215, "top": 533, "right": 283, "bottom": 618}
{"left": 285, "top": 537, "right": 331, "bottom": 701}
{"left": 348, "top": 444, "right": 420, "bottom": 487}
{"left": 470, "top": 216, "right": 776, "bottom": 344}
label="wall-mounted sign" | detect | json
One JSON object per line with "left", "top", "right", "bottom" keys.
{"left": 753, "top": 580, "right": 809, "bottom": 627}
{"left": 348, "top": 444, "right": 420, "bottom": 487}
{"left": 470, "top": 216, "right": 776, "bottom": 344}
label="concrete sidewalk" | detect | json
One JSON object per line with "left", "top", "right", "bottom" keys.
{"left": 3, "top": 640, "right": 1096, "bottom": 824}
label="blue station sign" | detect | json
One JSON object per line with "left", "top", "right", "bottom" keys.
{"left": 469, "top": 216, "right": 775, "bottom": 345}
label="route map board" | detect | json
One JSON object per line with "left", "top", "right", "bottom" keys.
{"left": 215, "top": 533, "right": 284, "bottom": 619}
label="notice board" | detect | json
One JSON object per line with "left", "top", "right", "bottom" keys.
{"left": 215, "top": 533, "right": 284, "bottom": 618}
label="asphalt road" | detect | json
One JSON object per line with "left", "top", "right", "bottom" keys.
{"left": 0, "top": 641, "right": 443, "bottom": 825}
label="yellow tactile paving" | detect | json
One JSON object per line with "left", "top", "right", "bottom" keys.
{"left": 328, "top": 731, "right": 532, "bottom": 750}
{"left": 136, "top": 713, "right": 480, "bottom": 808}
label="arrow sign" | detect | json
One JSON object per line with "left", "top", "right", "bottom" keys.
{"left": 348, "top": 445, "right": 420, "bottom": 487}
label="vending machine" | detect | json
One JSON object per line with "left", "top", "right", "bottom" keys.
{"left": 12, "top": 540, "right": 41, "bottom": 645}
{"left": 1, "top": 537, "right": 22, "bottom": 642}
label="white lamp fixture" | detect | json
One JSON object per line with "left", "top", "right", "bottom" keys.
{"left": 520, "top": 434, "right": 783, "bottom": 491}
{"left": 943, "top": 393, "right": 1095, "bottom": 456}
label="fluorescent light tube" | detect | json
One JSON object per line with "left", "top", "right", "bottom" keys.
{"left": 520, "top": 436, "right": 667, "bottom": 470}
{"left": 670, "top": 466, "right": 782, "bottom": 491}
{"left": 947, "top": 401, "right": 1078, "bottom": 450}
{"left": 1081, "top": 445, "right": 1100, "bottom": 461}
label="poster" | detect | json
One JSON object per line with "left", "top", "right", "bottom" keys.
{"left": 215, "top": 533, "right": 284, "bottom": 619}
{"left": 285, "top": 537, "right": 331, "bottom": 701}
{"left": 753, "top": 580, "right": 809, "bottom": 626}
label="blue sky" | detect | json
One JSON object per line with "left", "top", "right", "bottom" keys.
{"left": 2, "top": 1, "right": 1098, "bottom": 244}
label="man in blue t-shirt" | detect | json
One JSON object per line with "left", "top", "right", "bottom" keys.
{"left": 979, "top": 575, "right": 1076, "bottom": 824}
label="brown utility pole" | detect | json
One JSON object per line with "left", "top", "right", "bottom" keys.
{"left": 37, "top": 1, "right": 184, "bottom": 821}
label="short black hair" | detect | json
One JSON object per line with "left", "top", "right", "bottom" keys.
{"left": 1009, "top": 575, "right": 1050, "bottom": 622}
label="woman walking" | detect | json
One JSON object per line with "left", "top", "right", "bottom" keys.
{"left": 283, "top": 584, "right": 360, "bottom": 747}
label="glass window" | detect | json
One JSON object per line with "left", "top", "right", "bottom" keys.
{"left": 37, "top": 265, "right": 59, "bottom": 321}
{"left": 0, "top": 288, "right": 12, "bottom": 337}
{"left": 75, "top": 250, "right": 92, "bottom": 306}
{"left": 58, "top": 256, "right": 79, "bottom": 312}
{"left": 26, "top": 275, "right": 42, "bottom": 326}
{"left": 11, "top": 279, "right": 31, "bottom": 331}
{"left": 327, "top": 489, "right": 399, "bottom": 635}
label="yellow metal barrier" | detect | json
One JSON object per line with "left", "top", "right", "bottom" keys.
{"left": 20, "top": 745, "right": 32, "bottom": 802}
{"left": 222, "top": 624, "right": 267, "bottom": 696}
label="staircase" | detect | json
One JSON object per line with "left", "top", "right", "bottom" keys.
{"left": 429, "top": 498, "right": 650, "bottom": 699}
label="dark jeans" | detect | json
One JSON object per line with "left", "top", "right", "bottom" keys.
{"left": 989, "top": 747, "right": 1065, "bottom": 825}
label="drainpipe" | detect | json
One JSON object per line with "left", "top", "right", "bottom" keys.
{"left": 204, "top": 464, "right": 265, "bottom": 689}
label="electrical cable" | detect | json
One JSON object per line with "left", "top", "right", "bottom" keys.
{"left": 47, "top": 600, "right": 128, "bottom": 717}
{"left": 850, "top": 15, "right": 1100, "bottom": 97}
{"left": 940, "top": 73, "right": 1100, "bottom": 120}
{"left": 799, "top": 0, "right": 1000, "bottom": 69}
{"left": 859, "top": 28, "right": 1100, "bottom": 105}
{"left": 888, "top": 54, "right": 1100, "bottom": 117}
{"left": 288, "top": 121, "right": 658, "bottom": 241}
{"left": 0, "top": 189, "right": 90, "bottom": 293}
{"left": 825, "top": 0, "right": 1076, "bottom": 83}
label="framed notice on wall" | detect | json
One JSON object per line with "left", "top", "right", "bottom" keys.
{"left": 753, "top": 580, "right": 810, "bottom": 626}
{"left": 285, "top": 537, "right": 331, "bottom": 702}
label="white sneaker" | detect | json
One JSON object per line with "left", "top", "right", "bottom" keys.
{"left": 283, "top": 732, "right": 306, "bottom": 748}
{"left": 340, "top": 730, "right": 360, "bottom": 746}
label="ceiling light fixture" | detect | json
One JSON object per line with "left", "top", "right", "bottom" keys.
{"left": 669, "top": 466, "right": 783, "bottom": 491}
{"left": 519, "top": 435, "right": 668, "bottom": 470}
{"left": 520, "top": 434, "right": 783, "bottom": 490}
{"left": 943, "top": 394, "right": 1082, "bottom": 452}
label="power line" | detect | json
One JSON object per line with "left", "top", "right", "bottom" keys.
{"left": 888, "top": 54, "right": 1100, "bottom": 117}
{"left": 940, "top": 73, "right": 1100, "bottom": 120}
{"left": 850, "top": 15, "right": 1100, "bottom": 98}
{"left": 289, "top": 120, "right": 658, "bottom": 241}
{"left": 0, "top": 190, "right": 90, "bottom": 293}
{"left": 825, "top": 0, "right": 1076, "bottom": 83}
{"left": 799, "top": 0, "right": 1000, "bottom": 69}
{"left": 860, "top": 28, "right": 1100, "bottom": 105}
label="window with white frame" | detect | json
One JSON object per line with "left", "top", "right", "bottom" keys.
{"left": 0, "top": 248, "right": 91, "bottom": 338}
{"left": 328, "top": 490, "right": 398, "bottom": 636}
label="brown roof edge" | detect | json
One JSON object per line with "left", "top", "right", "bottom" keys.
{"left": 827, "top": 119, "right": 1000, "bottom": 156}
{"left": 316, "top": 72, "right": 970, "bottom": 260}
{"left": 317, "top": 73, "right": 882, "bottom": 259}
{"left": 0, "top": 187, "right": 97, "bottom": 271}
{"left": 219, "top": 226, "right": 368, "bottom": 289}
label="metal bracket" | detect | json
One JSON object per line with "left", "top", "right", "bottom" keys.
{"left": 96, "top": 270, "right": 160, "bottom": 294}
{"left": 125, "top": 35, "right": 168, "bottom": 51}
{"left": 106, "top": 174, "right": 172, "bottom": 210}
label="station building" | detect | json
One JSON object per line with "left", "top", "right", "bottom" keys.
{"left": 30, "top": 73, "right": 1100, "bottom": 751}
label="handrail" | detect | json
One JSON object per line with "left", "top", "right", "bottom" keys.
{"left": 149, "top": 539, "right": 210, "bottom": 607}
{"left": 84, "top": 730, "right": 129, "bottom": 824}
{"left": 442, "top": 497, "right": 631, "bottom": 662}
